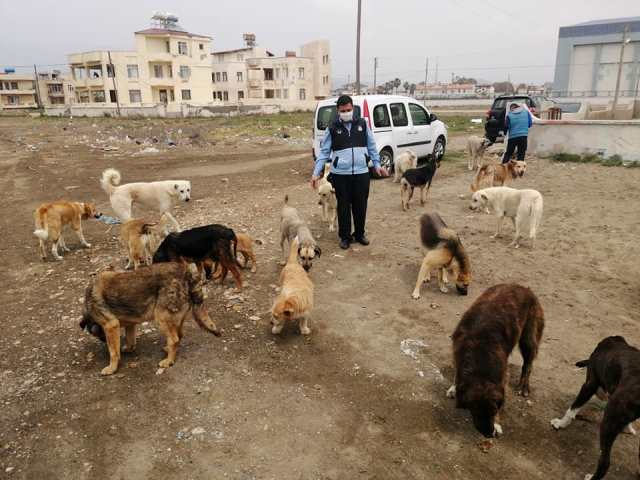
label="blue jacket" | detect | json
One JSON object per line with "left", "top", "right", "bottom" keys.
{"left": 313, "top": 114, "right": 381, "bottom": 176}
{"left": 505, "top": 106, "right": 533, "bottom": 139}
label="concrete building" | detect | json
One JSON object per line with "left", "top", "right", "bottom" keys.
{"left": 416, "top": 82, "right": 476, "bottom": 98}
{"left": 37, "top": 71, "right": 74, "bottom": 106}
{"left": 0, "top": 73, "right": 38, "bottom": 109}
{"left": 552, "top": 17, "right": 640, "bottom": 97}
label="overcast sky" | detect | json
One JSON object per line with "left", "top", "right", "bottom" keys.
{"left": 1, "top": 0, "right": 637, "bottom": 85}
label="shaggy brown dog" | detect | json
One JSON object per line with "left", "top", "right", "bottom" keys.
{"left": 470, "top": 160, "right": 527, "bottom": 192}
{"left": 271, "top": 237, "right": 314, "bottom": 335}
{"left": 447, "top": 284, "right": 545, "bottom": 437}
{"left": 119, "top": 214, "right": 173, "bottom": 270}
{"left": 81, "top": 262, "right": 221, "bottom": 375}
{"left": 412, "top": 212, "right": 471, "bottom": 299}
{"left": 33, "top": 201, "right": 99, "bottom": 260}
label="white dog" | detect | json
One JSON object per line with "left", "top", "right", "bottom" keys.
{"left": 469, "top": 186, "right": 543, "bottom": 248}
{"left": 466, "top": 136, "right": 491, "bottom": 171}
{"left": 393, "top": 150, "right": 418, "bottom": 182}
{"left": 317, "top": 163, "right": 337, "bottom": 232}
{"left": 100, "top": 168, "right": 191, "bottom": 231}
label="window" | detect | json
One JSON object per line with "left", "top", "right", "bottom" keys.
{"left": 283, "top": 67, "right": 289, "bottom": 79}
{"left": 179, "top": 66, "right": 190, "bottom": 79}
{"left": 216, "top": 72, "right": 221, "bottom": 82}
{"left": 212, "top": 73, "right": 216, "bottom": 83}
{"left": 237, "top": 90, "right": 244, "bottom": 100}
{"left": 275, "top": 68, "right": 280, "bottom": 79}
{"left": 10, "top": 82, "right": 18, "bottom": 90}
{"left": 409, "top": 103, "right": 429, "bottom": 126}
{"left": 67, "top": 84, "right": 74, "bottom": 93}
{"left": 264, "top": 68, "right": 274, "bottom": 81}
{"left": 88, "top": 65, "right": 102, "bottom": 79}
{"left": 109, "top": 90, "right": 117, "bottom": 102}
{"left": 78, "top": 91, "right": 90, "bottom": 103}
{"left": 0, "top": 82, "right": 3, "bottom": 90}
{"left": 7, "top": 95, "right": 19, "bottom": 105}
{"left": 390, "top": 103, "right": 409, "bottom": 127}
{"left": 236, "top": 71, "right": 243, "bottom": 82}
{"left": 129, "top": 89, "right": 142, "bottom": 103}
{"left": 316, "top": 105, "right": 361, "bottom": 130}
{"left": 50, "top": 97, "right": 64, "bottom": 105}
{"left": 373, "top": 104, "right": 391, "bottom": 128}
{"left": 298, "top": 67, "right": 305, "bottom": 79}
{"left": 299, "top": 88, "right": 306, "bottom": 100}
{"left": 322, "top": 54, "right": 329, "bottom": 64}
{"left": 178, "top": 41, "right": 188, "bottom": 55}
{"left": 275, "top": 89, "right": 281, "bottom": 98}
{"left": 265, "top": 89, "right": 275, "bottom": 99}
{"left": 181, "top": 89, "right": 191, "bottom": 100}
{"left": 92, "top": 90, "right": 106, "bottom": 103}
{"left": 170, "top": 89, "right": 175, "bottom": 101}
{"left": 127, "top": 64, "right": 139, "bottom": 79}
{"left": 153, "top": 65, "right": 163, "bottom": 78}
{"left": 199, "top": 43, "right": 204, "bottom": 50}
{"left": 236, "top": 54, "right": 244, "bottom": 61}
{"left": 106, "top": 64, "right": 115, "bottom": 78}
{"left": 223, "top": 91, "right": 228, "bottom": 101}
{"left": 165, "top": 41, "right": 171, "bottom": 53}
{"left": 73, "top": 67, "right": 85, "bottom": 80}
{"left": 216, "top": 91, "right": 222, "bottom": 100}
{"left": 282, "top": 88, "right": 289, "bottom": 99}
{"left": 222, "top": 72, "right": 227, "bottom": 82}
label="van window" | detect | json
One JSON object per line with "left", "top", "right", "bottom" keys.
{"left": 316, "top": 105, "right": 361, "bottom": 130}
{"left": 373, "top": 104, "right": 391, "bottom": 128}
{"left": 390, "top": 103, "right": 408, "bottom": 127}
{"left": 409, "top": 103, "right": 429, "bottom": 126}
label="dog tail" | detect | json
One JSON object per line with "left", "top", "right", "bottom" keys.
{"left": 100, "top": 168, "right": 121, "bottom": 196}
{"left": 33, "top": 207, "right": 49, "bottom": 240}
{"left": 529, "top": 194, "right": 544, "bottom": 239}
{"left": 442, "top": 231, "right": 471, "bottom": 277}
{"left": 575, "top": 359, "right": 589, "bottom": 368}
{"left": 470, "top": 165, "right": 489, "bottom": 192}
{"left": 284, "top": 194, "right": 289, "bottom": 205}
{"left": 191, "top": 303, "right": 222, "bottom": 337}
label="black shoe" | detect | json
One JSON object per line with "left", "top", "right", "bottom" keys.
{"left": 353, "top": 235, "right": 370, "bottom": 246}
{"left": 339, "top": 238, "right": 351, "bottom": 250}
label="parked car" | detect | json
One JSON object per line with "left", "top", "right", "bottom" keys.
{"left": 313, "top": 95, "right": 448, "bottom": 175}
{"left": 484, "top": 95, "right": 539, "bottom": 143}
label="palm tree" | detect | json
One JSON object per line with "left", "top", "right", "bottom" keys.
{"left": 409, "top": 83, "right": 417, "bottom": 96}
{"left": 403, "top": 81, "right": 410, "bottom": 94}
{"left": 393, "top": 78, "right": 401, "bottom": 94}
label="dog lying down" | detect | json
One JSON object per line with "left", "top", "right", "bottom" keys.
{"left": 551, "top": 336, "right": 640, "bottom": 480}
{"left": 81, "top": 262, "right": 221, "bottom": 375}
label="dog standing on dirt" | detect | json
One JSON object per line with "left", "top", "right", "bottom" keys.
{"left": 466, "top": 136, "right": 491, "bottom": 171}
{"left": 551, "top": 336, "right": 640, "bottom": 480}
{"left": 271, "top": 237, "right": 314, "bottom": 335}
{"left": 100, "top": 168, "right": 191, "bottom": 231}
{"left": 280, "top": 195, "right": 321, "bottom": 271}
{"left": 81, "top": 262, "right": 221, "bottom": 375}
{"left": 400, "top": 158, "right": 438, "bottom": 211}
{"left": 394, "top": 150, "right": 418, "bottom": 182}
{"left": 33, "top": 201, "right": 99, "bottom": 261}
{"left": 411, "top": 212, "right": 471, "bottom": 299}
{"left": 470, "top": 186, "right": 543, "bottom": 248}
{"left": 470, "top": 160, "right": 526, "bottom": 192}
{"left": 447, "top": 283, "right": 545, "bottom": 438}
{"left": 317, "top": 163, "right": 337, "bottom": 232}
{"left": 119, "top": 213, "right": 173, "bottom": 270}
{"left": 211, "top": 232, "right": 261, "bottom": 278}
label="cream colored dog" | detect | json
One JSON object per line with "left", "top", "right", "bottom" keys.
{"left": 466, "top": 136, "right": 491, "bottom": 171}
{"left": 119, "top": 213, "right": 173, "bottom": 270}
{"left": 317, "top": 163, "right": 337, "bottom": 232}
{"left": 280, "top": 195, "right": 321, "bottom": 271}
{"left": 100, "top": 168, "right": 191, "bottom": 231}
{"left": 271, "top": 237, "right": 314, "bottom": 335}
{"left": 470, "top": 187, "right": 543, "bottom": 248}
{"left": 393, "top": 149, "right": 418, "bottom": 182}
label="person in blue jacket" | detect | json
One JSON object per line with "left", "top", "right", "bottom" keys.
{"left": 310, "top": 95, "right": 388, "bottom": 250}
{"left": 502, "top": 102, "right": 533, "bottom": 164}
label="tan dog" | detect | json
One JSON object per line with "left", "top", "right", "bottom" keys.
{"left": 280, "top": 195, "right": 321, "bottom": 271}
{"left": 271, "top": 237, "right": 314, "bottom": 335}
{"left": 393, "top": 149, "right": 418, "bottom": 182}
{"left": 317, "top": 163, "right": 337, "bottom": 232}
{"left": 211, "top": 232, "right": 260, "bottom": 278}
{"left": 470, "top": 160, "right": 526, "bottom": 192}
{"left": 466, "top": 136, "right": 491, "bottom": 171}
{"left": 33, "top": 201, "right": 98, "bottom": 261}
{"left": 119, "top": 213, "right": 173, "bottom": 270}
{"left": 81, "top": 262, "right": 221, "bottom": 375}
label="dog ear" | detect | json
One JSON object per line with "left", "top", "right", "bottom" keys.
{"left": 174, "top": 184, "right": 179, "bottom": 190}
{"left": 314, "top": 245, "right": 322, "bottom": 258}
{"left": 480, "top": 192, "right": 488, "bottom": 201}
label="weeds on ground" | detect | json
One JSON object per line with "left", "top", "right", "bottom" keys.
{"left": 550, "top": 152, "right": 638, "bottom": 167}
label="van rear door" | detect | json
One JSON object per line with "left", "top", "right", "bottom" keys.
{"left": 407, "top": 102, "right": 433, "bottom": 158}
{"left": 389, "top": 101, "right": 412, "bottom": 156}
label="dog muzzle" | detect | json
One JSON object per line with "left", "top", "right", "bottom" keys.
{"left": 456, "top": 285, "right": 468, "bottom": 296}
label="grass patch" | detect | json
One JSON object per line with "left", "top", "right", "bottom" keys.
{"left": 437, "top": 114, "right": 484, "bottom": 136}
{"left": 442, "top": 150, "right": 466, "bottom": 164}
{"left": 550, "top": 152, "right": 638, "bottom": 167}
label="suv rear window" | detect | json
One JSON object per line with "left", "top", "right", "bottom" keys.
{"left": 390, "top": 103, "right": 408, "bottom": 127}
{"left": 493, "top": 97, "right": 535, "bottom": 110}
{"left": 316, "top": 105, "right": 361, "bottom": 130}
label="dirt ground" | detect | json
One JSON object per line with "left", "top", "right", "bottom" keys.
{"left": 1, "top": 115, "right": 639, "bottom": 480}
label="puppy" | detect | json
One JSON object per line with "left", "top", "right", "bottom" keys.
{"left": 412, "top": 212, "right": 471, "bottom": 299}
{"left": 394, "top": 149, "right": 418, "bottom": 182}
{"left": 466, "top": 136, "right": 491, "bottom": 171}
{"left": 100, "top": 168, "right": 190, "bottom": 231}
{"left": 280, "top": 195, "right": 321, "bottom": 271}
{"left": 119, "top": 213, "right": 173, "bottom": 270}
{"left": 447, "top": 284, "right": 545, "bottom": 437}
{"left": 271, "top": 237, "right": 314, "bottom": 335}
{"left": 317, "top": 163, "right": 337, "bottom": 232}
{"left": 470, "top": 160, "right": 526, "bottom": 192}
{"left": 153, "top": 224, "right": 242, "bottom": 290}
{"left": 81, "top": 262, "right": 221, "bottom": 375}
{"left": 400, "top": 158, "right": 438, "bottom": 211}
{"left": 33, "top": 201, "right": 98, "bottom": 261}
{"left": 211, "top": 232, "right": 260, "bottom": 278}
{"left": 551, "top": 336, "right": 640, "bottom": 480}
{"left": 469, "top": 187, "right": 543, "bottom": 248}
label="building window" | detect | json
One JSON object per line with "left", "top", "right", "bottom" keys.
{"left": 216, "top": 72, "right": 221, "bottom": 82}
{"left": 223, "top": 91, "right": 228, "bottom": 101}
{"left": 222, "top": 72, "right": 228, "bottom": 82}
{"left": 179, "top": 66, "right": 190, "bottom": 79}
{"left": 153, "top": 65, "right": 163, "bottom": 78}
{"left": 72, "top": 67, "right": 85, "bottom": 80}
{"left": 129, "top": 89, "right": 142, "bottom": 103}
{"left": 92, "top": 90, "right": 106, "bottom": 103}
{"left": 50, "top": 97, "right": 64, "bottom": 104}
{"left": 181, "top": 89, "right": 191, "bottom": 100}
{"left": 127, "top": 64, "right": 139, "bottom": 79}
{"left": 238, "top": 90, "right": 244, "bottom": 100}
{"left": 109, "top": 90, "right": 117, "bottom": 102}
{"left": 265, "top": 89, "right": 274, "bottom": 99}
{"left": 0, "top": 82, "right": 3, "bottom": 90}
{"left": 284, "top": 67, "right": 289, "bottom": 79}
{"left": 165, "top": 41, "right": 171, "bottom": 53}
{"left": 299, "top": 88, "right": 306, "bottom": 100}
{"left": 170, "top": 89, "right": 175, "bottom": 101}
{"left": 212, "top": 73, "right": 216, "bottom": 83}
{"left": 275, "top": 89, "right": 281, "bottom": 98}
{"left": 7, "top": 95, "right": 19, "bottom": 105}
{"left": 10, "top": 81, "right": 18, "bottom": 90}
{"left": 199, "top": 43, "right": 204, "bottom": 50}
{"left": 68, "top": 84, "right": 74, "bottom": 93}
{"left": 78, "top": 91, "right": 90, "bottom": 103}
{"left": 178, "top": 41, "right": 188, "bottom": 55}
{"left": 236, "top": 71, "right": 243, "bottom": 82}
{"left": 264, "top": 68, "right": 274, "bottom": 81}
{"left": 298, "top": 67, "right": 305, "bottom": 80}
{"left": 236, "top": 54, "right": 244, "bottom": 61}
{"left": 106, "top": 64, "right": 115, "bottom": 78}
{"left": 217, "top": 91, "right": 223, "bottom": 100}
{"left": 283, "top": 88, "right": 289, "bottom": 99}
{"left": 275, "top": 68, "right": 280, "bottom": 79}
{"left": 88, "top": 65, "right": 102, "bottom": 79}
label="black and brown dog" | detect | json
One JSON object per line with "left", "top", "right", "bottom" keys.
{"left": 400, "top": 156, "right": 439, "bottom": 211}
{"left": 551, "top": 336, "right": 640, "bottom": 480}
{"left": 447, "top": 283, "right": 545, "bottom": 438}
{"left": 153, "top": 224, "right": 242, "bottom": 290}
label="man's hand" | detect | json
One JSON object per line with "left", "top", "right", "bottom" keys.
{"left": 310, "top": 175, "right": 320, "bottom": 190}
{"left": 375, "top": 167, "right": 389, "bottom": 177}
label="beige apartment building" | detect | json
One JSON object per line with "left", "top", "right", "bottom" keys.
{"left": 0, "top": 71, "right": 73, "bottom": 109}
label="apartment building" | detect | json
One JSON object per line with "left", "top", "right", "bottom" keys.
{"left": 37, "top": 71, "right": 74, "bottom": 106}
{"left": 0, "top": 73, "right": 38, "bottom": 109}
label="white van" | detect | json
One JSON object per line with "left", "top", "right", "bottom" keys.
{"left": 312, "top": 95, "right": 448, "bottom": 172}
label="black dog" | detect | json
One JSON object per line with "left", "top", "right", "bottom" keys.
{"left": 551, "top": 336, "right": 640, "bottom": 479}
{"left": 400, "top": 157, "right": 439, "bottom": 211}
{"left": 153, "top": 224, "right": 243, "bottom": 289}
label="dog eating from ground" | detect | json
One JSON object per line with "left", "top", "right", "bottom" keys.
{"left": 271, "top": 237, "right": 314, "bottom": 335}
{"left": 551, "top": 336, "right": 640, "bottom": 480}
{"left": 466, "top": 136, "right": 492, "bottom": 171}
{"left": 33, "top": 201, "right": 99, "bottom": 261}
{"left": 153, "top": 224, "right": 242, "bottom": 290}
{"left": 119, "top": 213, "right": 173, "bottom": 270}
{"left": 470, "top": 160, "right": 526, "bottom": 192}
{"left": 211, "top": 232, "right": 261, "bottom": 279}
{"left": 100, "top": 168, "right": 190, "bottom": 231}
{"left": 447, "top": 283, "right": 545, "bottom": 438}
{"left": 80, "top": 262, "right": 221, "bottom": 375}
{"left": 411, "top": 212, "right": 471, "bottom": 299}
{"left": 280, "top": 195, "right": 321, "bottom": 271}
{"left": 400, "top": 157, "right": 439, "bottom": 211}
{"left": 317, "top": 163, "right": 337, "bottom": 232}
{"left": 394, "top": 149, "right": 418, "bottom": 182}
{"left": 469, "top": 186, "right": 543, "bottom": 248}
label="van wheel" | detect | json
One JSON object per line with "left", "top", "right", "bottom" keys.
{"left": 380, "top": 148, "right": 393, "bottom": 172}
{"left": 433, "top": 137, "right": 446, "bottom": 161}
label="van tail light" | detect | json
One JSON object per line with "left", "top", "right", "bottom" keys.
{"left": 363, "top": 99, "right": 371, "bottom": 129}
{"left": 486, "top": 109, "right": 492, "bottom": 119}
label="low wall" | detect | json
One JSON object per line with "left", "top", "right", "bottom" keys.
{"left": 529, "top": 120, "right": 640, "bottom": 162}
{"left": 45, "top": 105, "right": 166, "bottom": 117}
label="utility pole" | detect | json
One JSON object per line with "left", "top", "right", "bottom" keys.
{"left": 612, "top": 25, "right": 630, "bottom": 114}
{"left": 107, "top": 51, "right": 121, "bottom": 117}
{"left": 355, "top": 0, "right": 362, "bottom": 95}
{"left": 33, "top": 64, "right": 43, "bottom": 109}
{"left": 423, "top": 57, "right": 429, "bottom": 105}
{"left": 373, "top": 57, "right": 378, "bottom": 92}
{"left": 435, "top": 59, "right": 438, "bottom": 84}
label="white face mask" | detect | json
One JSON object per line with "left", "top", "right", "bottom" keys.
{"left": 339, "top": 110, "right": 353, "bottom": 122}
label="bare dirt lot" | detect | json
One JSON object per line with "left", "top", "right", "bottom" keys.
{"left": 1, "top": 115, "right": 639, "bottom": 480}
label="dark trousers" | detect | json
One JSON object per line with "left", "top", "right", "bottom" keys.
{"left": 330, "top": 173, "right": 370, "bottom": 241}
{"left": 502, "top": 136, "right": 528, "bottom": 163}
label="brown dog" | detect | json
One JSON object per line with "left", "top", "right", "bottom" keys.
{"left": 447, "top": 283, "right": 545, "bottom": 437}
{"left": 211, "top": 232, "right": 259, "bottom": 278}
{"left": 271, "top": 237, "right": 314, "bottom": 335}
{"left": 119, "top": 214, "right": 173, "bottom": 270}
{"left": 33, "top": 201, "right": 98, "bottom": 260}
{"left": 470, "top": 160, "right": 526, "bottom": 192}
{"left": 81, "top": 262, "right": 221, "bottom": 375}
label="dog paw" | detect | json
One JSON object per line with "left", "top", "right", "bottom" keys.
{"left": 271, "top": 325, "right": 283, "bottom": 335}
{"left": 411, "top": 291, "right": 421, "bottom": 300}
{"left": 54, "top": 256, "right": 63, "bottom": 261}
{"left": 100, "top": 365, "right": 118, "bottom": 376}
{"left": 250, "top": 267, "right": 257, "bottom": 273}
{"left": 83, "top": 243, "right": 92, "bottom": 248}
{"left": 300, "top": 327, "right": 312, "bottom": 335}
{"left": 158, "top": 358, "right": 174, "bottom": 368}
{"left": 517, "top": 386, "right": 530, "bottom": 397}
{"left": 446, "top": 385, "right": 456, "bottom": 398}
{"left": 493, "top": 423, "right": 503, "bottom": 437}
{"left": 550, "top": 418, "right": 566, "bottom": 430}
{"left": 625, "top": 423, "right": 637, "bottom": 436}
{"left": 122, "top": 345, "right": 136, "bottom": 353}
{"left": 584, "top": 475, "right": 593, "bottom": 480}
{"left": 439, "top": 286, "right": 449, "bottom": 294}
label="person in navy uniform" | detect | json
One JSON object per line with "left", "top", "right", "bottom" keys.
{"left": 310, "top": 95, "right": 388, "bottom": 250}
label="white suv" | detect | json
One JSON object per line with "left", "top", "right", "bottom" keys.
{"left": 313, "top": 95, "right": 448, "bottom": 172}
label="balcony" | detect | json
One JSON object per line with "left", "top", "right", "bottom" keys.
{"left": 146, "top": 52, "right": 175, "bottom": 63}
{"left": 248, "top": 79, "right": 261, "bottom": 88}
{"left": 247, "top": 58, "right": 260, "bottom": 68}
{"left": 48, "top": 90, "right": 65, "bottom": 97}
{"left": 148, "top": 77, "right": 175, "bottom": 87}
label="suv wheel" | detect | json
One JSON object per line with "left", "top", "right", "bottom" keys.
{"left": 380, "top": 148, "right": 393, "bottom": 172}
{"left": 433, "top": 137, "right": 446, "bottom": 161}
